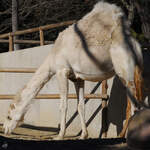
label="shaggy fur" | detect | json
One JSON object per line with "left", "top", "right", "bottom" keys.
{"left": 3, "top": 2, "right": 143, "bottom": 140}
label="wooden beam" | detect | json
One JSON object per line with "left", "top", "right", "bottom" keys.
{"left": 102, "top": 80, "right": 108, "bottom": 100}
{"left": 0, "top": 94, "right": 108, "bottom": 100}
{"left": 0, "top": 68, "right": 37, "bottom": 73}
{"left": 101, "top": 80, "right": 108, "bottom": 138}
{"left": 40, "top": 20, "right": 76, "bottom": 31}
{"left": 0, "top": 20, "right": 76, "bottom": 39}
{"left": 0, "top": 39, "right": 53, "bottom": 45}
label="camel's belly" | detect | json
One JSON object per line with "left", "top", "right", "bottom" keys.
{"left": 74, "top": 70, "right": 115, "bottom": 82}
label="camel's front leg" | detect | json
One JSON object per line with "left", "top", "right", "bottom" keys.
{"left": 54, "top": 69, "right": 69, "bottom": 140}
{"left": 74, "top": 80, "right": 88, "bottom": 139}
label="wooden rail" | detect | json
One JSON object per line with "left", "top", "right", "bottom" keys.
{"left": 0, "top": 39, "right": 53, "bottom": 45}
{"left": 0, "top": 68, "right": 109, "bottom": 100}
{"left": 0, "top": 68, "right": 37, "bottom": 73}
{"left": 0, "top": 20, "right": 75, "bottom": 51}
{"left": 0, "top": 94, "right": 108, "bottom": 100}
{"left": 0, "top": 20, "right": 75, "bottom": 39}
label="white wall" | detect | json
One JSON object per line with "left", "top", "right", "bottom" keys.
{"left": 0, "top": 45, "right": 132, "bottom": 138}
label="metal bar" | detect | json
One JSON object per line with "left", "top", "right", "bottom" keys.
{"left": 0, "top": 20, "right": 75, "bottom": 39}
{"left": 0, "top": 94, "right": 108, "bottom": 100}
{"left": 0, "top": 68, "right": 37, "bottom": 73}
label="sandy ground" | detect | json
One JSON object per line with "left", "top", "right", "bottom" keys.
{"left": 0, "top": 124, "right": 129, "bottom": 150}
{"left": 0, "top": 123, "right": 82, "bottom": 141}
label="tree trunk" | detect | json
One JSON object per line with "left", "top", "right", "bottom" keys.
{"left": 121, "top": 0, "right": 135, "bottom": 26}
{"left": 134, "top": 1, "right": 150, "bottom": 40}
{"left": 12, "top": 0, "right": 20, "bottom": 50}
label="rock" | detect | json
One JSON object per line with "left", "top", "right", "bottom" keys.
{"left": 127, "top": 109, "right": 150, "bottom": 149}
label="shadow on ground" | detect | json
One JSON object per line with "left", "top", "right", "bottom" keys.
{"left": 0, "top": 136, "right": 128, "bottom": 150}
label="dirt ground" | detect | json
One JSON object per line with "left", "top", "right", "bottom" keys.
{"left": 0, "top": 124, "right": 128, "bottom": 150}
{"left": 0, "top": 124, "right": 58, "bottom": 141}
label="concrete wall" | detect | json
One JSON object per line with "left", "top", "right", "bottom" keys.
{"left": 0, "top": 45, "right": 136, "bottom": 138}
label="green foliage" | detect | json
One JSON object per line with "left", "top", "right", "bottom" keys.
{"left": 131, "top": 29, "right": 146, "bottom": 43}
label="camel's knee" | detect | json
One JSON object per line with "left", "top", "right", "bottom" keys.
{"left": 78, "top": 102, "right": 85, "bottom": 114}
{"left": 60, "top": 101, "right": 67, "bottom": 113}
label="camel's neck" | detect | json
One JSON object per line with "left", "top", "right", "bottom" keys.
{"left": 14, "top": 54, "right": 54, "bottom": 117}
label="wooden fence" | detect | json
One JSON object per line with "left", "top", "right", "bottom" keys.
{"left": 0, "top": 68, "right": 108, "bottom": 100}
{"left": 0, "top": 66, "right": 108, "bottom": 100}
{"left": 0, "top": 93, "right": 108, "bottom": 100}
{"left": 0, "top": 20, "right": 76, "bottom": 51}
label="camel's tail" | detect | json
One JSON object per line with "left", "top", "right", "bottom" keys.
{"left": 3, "top": 55, "right": 54, "bottom": 134}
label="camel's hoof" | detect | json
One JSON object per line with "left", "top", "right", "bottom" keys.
{"left": 119, "top": 131, "right": 126, "bottom": 138}
{"left": 79, "top": 132, "right": 88, "bottom": 140}
{"left": 53, "top": 136, "right": 64, "bottom": 140}
{"left": 3, "top": 118, "right": 15, "bottom": 135}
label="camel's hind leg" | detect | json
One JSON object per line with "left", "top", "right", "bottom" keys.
{"left": 119, "top": 66, "right": 143, "bottom": 137}
{"left": 54, "top": 69, "right": 69, "bottom": 140}
{"left": 74, "top": 80, "right": 88, "bottom": 139}
{"left": 119, "top": 96, "right": 131, "bottom": 137}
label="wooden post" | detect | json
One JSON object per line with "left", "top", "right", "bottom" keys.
{"left": 9, "top": 33, "right": 14, "bottom": 51}
{"left": 39, "top": 28, "right": 44, "bottom": 46}
{"left": 102, "top": 80, "right": 108, "bottom": 104}
{"left": 101, "top": 80, "right": 108, "bottom": 138}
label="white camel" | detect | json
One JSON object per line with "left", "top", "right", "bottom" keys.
{"left": 3, "top": 2, "right": 143, "bottom": 140}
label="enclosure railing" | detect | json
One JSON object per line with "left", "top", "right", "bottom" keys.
{"left": 0, "top": 20, "right": 76, "bottom": 51}
{"left": 0, "top": 93, "right": 108, "bottom": 100}
{"left": 0, "top": 68, "right": 108, "bottom": 100}
{"left": 0, "top": 66, "right": 108, "bottom": 100}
